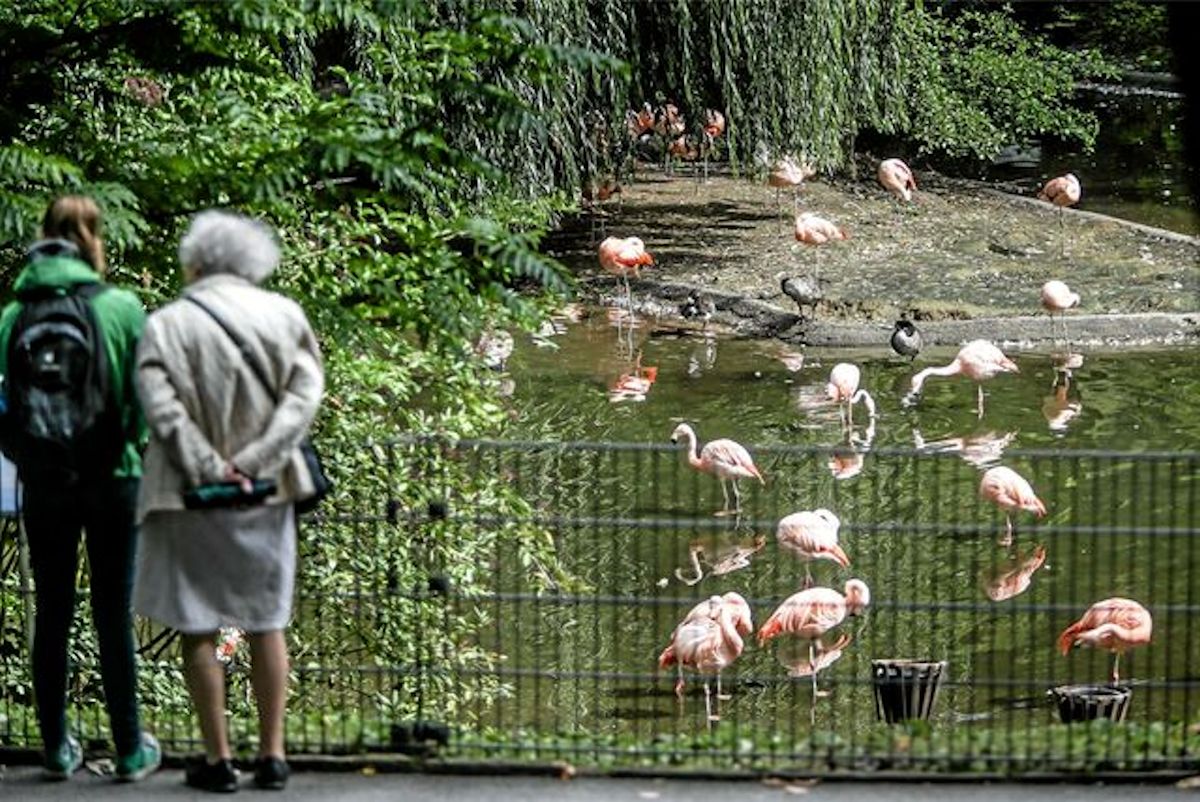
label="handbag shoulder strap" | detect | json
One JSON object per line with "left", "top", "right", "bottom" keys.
{"left": 184, "top": 294, "right": 278, "bottom": 404}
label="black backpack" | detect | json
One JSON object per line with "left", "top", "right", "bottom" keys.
{"left": 1, "top": 282, "right": 123, "bottom": 485}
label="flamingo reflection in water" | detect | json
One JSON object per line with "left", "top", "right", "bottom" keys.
{"left": 912, "top": 428, "right": 1018, "bottom": 469}
{"left": 983, "top": 544, "right": 1047, "bottom": 601}
{"left": 608, "top": 350, "right": 658, "bottom": 403}
{"left": 1043, "top": 376, "right": 1083, "bottom": 434}
{"left": 658, "top": 593, "right": 753, "bottom": 727}
{"left": 675, "top": 535, "right": 767, "bottom": 586}
{"left": 777, "top": 631, "right": 854, "bottom": 721}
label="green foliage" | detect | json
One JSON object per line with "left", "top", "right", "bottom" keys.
{"left": 899, "top": 8, "right": 1113, "bottom": 160}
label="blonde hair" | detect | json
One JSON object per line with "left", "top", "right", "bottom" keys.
{"left": 42, "top": 195, "right": 107, "bottom": 276}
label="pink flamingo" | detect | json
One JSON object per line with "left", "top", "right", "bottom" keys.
{"left": 670, "top": 423, "right": 764, "bottom": 516}
{"left": 625, "top": 103, "right": 655, "bottom": 178}
{"left": 826, "top": 363, "right": 877, "bottom": 428}
{"left": 979, "top": 465, "right": 1047, "bottom": 547}
{"left": 794, "top": 212, "right": 848, "bottom": 282}
{"left": 700, "top": 109, "right": 725, "bottom": 182}
{"left": 1038, "top": 173, "right": 1081, "bottom": 255}
{"left": 1041, "top": 279, "right": 1080, "bottom": 348}
{"left": 877, "top": 158, "right": 916, "bottom": 202}
{"left": 655, "top": 103, "right": 686, "bottom": 173}
{"left": 908, "top": 339, "right": 1019, "bottom": 419}
{"left": 597, "top": 236, "right": 654, "bottom": 312}
{"left": 983, "top": 544, "right": 1047, "bottom": 601}
{"left": 758, "top": 579, "right": 870, "bottom": 696}
{"left": 658, "top": 593, "right": 752, "bottom": 724}
{"left": 1058, "top": 598, "right": 1152, "bottom": 684}
{"left": 768, "top": 156, "right": 816, "bottom": 218}
{"left": 776, "top": 509, "right": 850, "bottom": 588}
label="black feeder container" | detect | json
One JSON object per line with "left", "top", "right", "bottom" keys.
{"left": 1048, "top": 684, "right": 1132, "bottom": 723}
{"left": 872, "top": 659, "right": 948, "bottom": 724}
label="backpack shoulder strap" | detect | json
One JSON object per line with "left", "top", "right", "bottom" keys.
{"left": 184, "top": 294, "right": 278, "bottom": 404}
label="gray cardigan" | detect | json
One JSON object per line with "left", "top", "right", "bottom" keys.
{"left": 135, "top": 273, "right": 324, "bottom": 521}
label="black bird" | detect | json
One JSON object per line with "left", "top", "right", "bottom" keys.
{"left": 780, "top": 275, "right": 822, "bottom": 319}
{"left": 890, "top": 317, "right": 922, "bottom": 361}
{"left": 679, "top": 292, "right": 716, "bottom": 328}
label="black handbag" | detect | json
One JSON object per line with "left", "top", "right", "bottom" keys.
{"left": 185, "top": 295, "right": 332, "bottom": 515}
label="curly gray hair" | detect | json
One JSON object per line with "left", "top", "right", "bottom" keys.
{"left": 178, "top": 210, "right": 280, "bottom": 284}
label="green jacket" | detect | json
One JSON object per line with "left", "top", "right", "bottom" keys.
{"left": 0, "top": 248, "right": 148, "bottom": 479}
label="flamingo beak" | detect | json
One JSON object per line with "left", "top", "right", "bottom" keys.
{"left": 670, "top": 435, "right": 679, "bottom": 444}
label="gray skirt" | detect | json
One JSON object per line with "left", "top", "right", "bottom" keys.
{"left": 134, "top": 503, "right": 296, "bottom": 633}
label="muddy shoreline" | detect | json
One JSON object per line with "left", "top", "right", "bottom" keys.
{"left": 554, "top": 168, "right": 1199, "bottom": 350}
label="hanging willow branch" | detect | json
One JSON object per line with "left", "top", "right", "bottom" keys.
{"left": 419, "top": 0, "right": 1105, "bottom": 202}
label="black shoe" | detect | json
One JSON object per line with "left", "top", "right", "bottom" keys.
{"left": 185, "top": 757, "right": 239, "bottom": 793}
{"left": 253, "top": 756, "right": 289, "bottom": 790}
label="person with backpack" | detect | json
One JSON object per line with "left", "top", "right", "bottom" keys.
{"left": 0, "top": 195, "right": 160, "bottom": 781}
{"left": 133, "top": 210, "right": 323, "bottom": 792}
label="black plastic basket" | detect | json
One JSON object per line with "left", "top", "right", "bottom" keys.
{"left": 872, "top": 659, "right": 948, "bottom": 724}
{"left": 1048, "top": 684, "right": 1131, "bottom": 723}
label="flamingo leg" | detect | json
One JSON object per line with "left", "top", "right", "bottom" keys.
{"left": 675, "top": 665, "right": 685, "bottom": 703}
{"left": 717, "top": 671, "right": 731, "bottom": 701}
{"left": 999, "top": 513, "right": 1013, "bottom": 548}
{"left": 717, "top": 479, "right": 731, "bottom": 516}
{"left": 1058, "top": 207, "right": 1065, "bottom": 258}
{"left": 730, "top": 480, "right": 742, "bottom": 513}
{"left": 810, "top": 642, "right": 818, "bottom": 698}
{"left": 977, "top": 383, "right": 986, "bottom": 419}
{"left": 1111, "top": 653, "right": 1121, "bottom": 685}
{"left": 846, "top": 398, "right": 854, "bottom": 429}
{"left": 802, "top": 563, "right": 814, "bottom": 590}
{"left": 704, "top": 680, "right": 716, "bottom": 727}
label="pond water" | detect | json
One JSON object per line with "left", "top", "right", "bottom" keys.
{"left": 454, "top": 315, "right": 1200, "bottom": 761}
{"left": 505, "top": 314, "right": 1200, "bottom": 452}
{"left": 974, "top": 86, "right": 1198, "bottom": 237}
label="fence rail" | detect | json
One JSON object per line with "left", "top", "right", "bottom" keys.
{"left": 1, "top": 438, "right": 1198, "bottom": 776}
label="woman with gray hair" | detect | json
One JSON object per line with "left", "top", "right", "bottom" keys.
{"left": 134, "top": 210, "right": 323, "bottom": 792}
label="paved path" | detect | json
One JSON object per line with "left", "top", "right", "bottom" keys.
{"left": 2, "top": 766, "right": 1194, "bottom": 801}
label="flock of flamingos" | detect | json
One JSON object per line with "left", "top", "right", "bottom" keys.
{"left": 591, "top": 104, "right": 1153, "bottom": 726}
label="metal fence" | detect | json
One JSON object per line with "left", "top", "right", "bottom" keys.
{"left": 2, "top": 438, "right": 1199, "bottom": 776}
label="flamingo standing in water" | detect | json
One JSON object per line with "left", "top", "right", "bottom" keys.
{"left": 670, "top": 423, "right": 764, "bottom": 516}
{"left": 1041, "top": 279, "right": 1080, "bottom": 349}
{"left": 1058, "top": 598, "right": 1152, "bottom": 684}
{"left": 877, "top": 158, "right": 917, "bottom": 202}
{"left": 1038, "top": 173, "right": 1081, "bottom": 256}
{"left": 826, "top": 363, "right": 877, "bottom": 429}
{"left": 908, "top": 339, "right": 1019, "bottom": 419}
{"left": 700, "top": 109, "right": 725, "bottom": 182}
{"left": 597, "top": 236, "right": 654, "bottom": 314}
{"left": 758, "top": 579, "right": 871, "bottom": 697}
{"left": 979, "top": 465, "right": 1046, "bottom": 547}
{"left": 794, "top": 212, "right": 848, "bottom": 283}
{"left": 776, "top": 509, "right": 850, "bottom": 588}
{"left": 659, "top": 592, "right": 753, "bottom": 724}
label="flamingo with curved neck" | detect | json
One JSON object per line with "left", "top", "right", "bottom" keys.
{"left": 658, "top": 593, "right": 752, "bottom": 725}
{"left": 670, "top": 423, "right": 764, "bottom": 516}
{"left": 908, "top": 340, "right": 1019, "bottom": 419}
{"left": 826, "top": 363, "right": 877, "bottom": 429}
